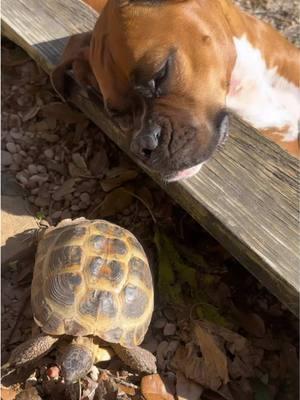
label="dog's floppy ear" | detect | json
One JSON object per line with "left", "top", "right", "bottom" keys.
{"left": 51, "top": 32, "right": 98, "bottom": 101}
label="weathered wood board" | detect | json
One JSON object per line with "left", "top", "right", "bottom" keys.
{"left": 2, "top": 0, "right": 299, "bottom": 315}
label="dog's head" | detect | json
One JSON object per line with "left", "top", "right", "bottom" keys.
{"left": 53, "top": 0, "right": 236, "bottom": 181}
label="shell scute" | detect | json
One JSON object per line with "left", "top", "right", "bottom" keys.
{"left": 79, "top": 290, "right": 117, "bottom": 319}
{"left": 49, "top": 246, "right": 82, "bottom": 271}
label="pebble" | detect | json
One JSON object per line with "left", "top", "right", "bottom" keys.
{"left": 1, "top": 150, "right": 13, "bottom": 166}
{"left": 143, "top": 337, "right": 159, "bottom": 353}
{"left": 6, "top": 142, "right": 17, "bottom": 153}
{"left": 167, "top": 340, "right": 179, "bottom": 354}
{"left": 61, "top": 210, "right": 72, "bottom": 219}
{"left": 37, "top": 165, "right": 47, "bottom": 173}
{"left": 71, "top": 205, "right": 80, "bottom": 211}
{"left": 163, "top": 308, "right": 177, "bottom": 322}
{"left": 42, "top": 133, "right": 59, "bottom": 143}
{"left": 10, "top": 131, "right": 23, "bottom": 140}
{"left": 16, "top": 172, "right": 28, "bottom": 186}
{"left": 47, "top": 365, "right": 60, "bottom": 380}
{"left": 34, "top": 197, "right": 49, "bottom": 207}
{"left": 51, "top": 211, "right": 62, "bottom": 219}
{"left": 29, "top": 175, "right": 48, "bottom": 185}
{"left": 78, "top": 201, "right": 88, "bottom": 210}
{"left": 44, "top": 149, "right": 54, "bottom": 159}
{"left": 12, "top": 153, "right": 23, "bottom": 165}
{"left": 163, "top": 323, "right": 177, "bottom": 336}
{"left": 80, "top": 192, "right": 90, "bottom": 203}
{"left": 28, "top": 164, "right": 38, "bottom": 175}
{"left": 9, "top": 163, "right": 20, "bottom": 172}
{"left": 153, "top": 318, "right": 167, "bottom": 330}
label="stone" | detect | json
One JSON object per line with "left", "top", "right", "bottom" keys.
{"left": 6, "top": 142, "right": 17, "bottom": 153}
{"left": 1, "top": 173, "right": 38, "bottom": 265}
{"left": 1, "top": 151, "right": 13, "bottom": 166}
{"left": 44, "top": 148, "right": 54, "bottom": 159}
{"left": 163, "top": 323, "right": 177, "bottom": 336}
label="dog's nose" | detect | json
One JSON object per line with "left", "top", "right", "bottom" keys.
{"left": 131, "top": 123, "right": 161, "bottom": 158}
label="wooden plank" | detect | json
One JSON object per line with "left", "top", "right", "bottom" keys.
{"left": 2, "top": 0, "right": 299, "bottom": 315}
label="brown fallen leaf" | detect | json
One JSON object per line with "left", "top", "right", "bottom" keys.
{"left": 176, "top": 371, "right": 203, "bottom": 400}
{"left": 100, "top": 169, "right": 138, "bottom": 192}
{"left": 172, "top": 328, "right": 228, "bottom": 391}
{"left": 141, "top": 374, "right": 175, "bottom": 400}
{"left": 232, "top": 306, "right": 266, "bottom": 338}
{"left": 41, "top": 102, "right": 86, "bottom": 124}
{"left": 89, "top": 187, "right": 134, "bottom": 218}
{"left": 194, "top": 323, "right": 229, "bottom": 388}
{"left": 1, "top": 386, "right": 20, "bottom": 400}
{"left": 88, "top": 148, "right": 109, "bottom": 176}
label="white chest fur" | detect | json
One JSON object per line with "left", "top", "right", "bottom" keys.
{"left": 226, "top": 36, "right": 300, "bottom": 142}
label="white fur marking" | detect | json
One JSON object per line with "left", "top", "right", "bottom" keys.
{"left": 226, "top": 36, "right": 300, "bottom": 142}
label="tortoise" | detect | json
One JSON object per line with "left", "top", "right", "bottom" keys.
{"left": 6, "top": 218, "right": 156, "bottom": 382}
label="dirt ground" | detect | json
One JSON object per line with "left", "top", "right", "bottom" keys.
{"left": 1, "top": 0, "right": 299, "bottom": 399}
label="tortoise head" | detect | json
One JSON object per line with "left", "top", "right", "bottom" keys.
{"left": 61, "top": 343, "right": 94, "bottom": 383}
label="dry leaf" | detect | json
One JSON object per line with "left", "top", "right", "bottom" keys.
{"left": 232, "top": 307, "right": 265, "bottom": 338}
{"left": 41, "top": 102, "right": 86, "bottom": 124}
{"left": 101, "top": 169, "right": 138, "bottom": 192}
{"left": 141, "top": 374, "right": 175, "bottom": 400}
{"left": 68, "top": 154, "right": 90, "bottom": 177}
{"left": 194, "top": 323, "right": 229, "bottom": 388}
{"left": 72, "top": 153, "right": 89, "bottom": 171}
{"left": 172, "top": 322, "right": 229, "bottom": 390}
{"left": 94, "top": 187, "right": 134, "bottom": 218}
{"left": 88, "top": 148, "right": 109, "bottom": 176}
{"left": 176, "top": 371, "right": 203, "bottom": 400}
{"left": 52, "top": 178, "right": 76, "bottom": 201}
{"left": 1, "top": 386, "right": 20, "bottom": 400}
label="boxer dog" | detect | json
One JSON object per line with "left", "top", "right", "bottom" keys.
{"left": 52, "top": 0, "right": 300, "bottom": 182}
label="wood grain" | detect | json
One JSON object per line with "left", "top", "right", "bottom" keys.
{"left": 2, "top": 0, "right": 299, "bottom": 315}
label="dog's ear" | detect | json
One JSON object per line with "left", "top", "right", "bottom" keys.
{"left": 50, "top": 32, "right": 98, "bottom": 101}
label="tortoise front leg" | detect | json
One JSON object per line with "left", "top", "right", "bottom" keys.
{"left": 4, "top": 334, "right": 58, "bottom": 368}
{"left": 111, "top": 344, "right": 157, "bottom": 374}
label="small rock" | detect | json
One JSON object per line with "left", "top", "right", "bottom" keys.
{"left": 164, "top": 323, "right": 177, "bottom": 336}
{"left": 154, "top": 318, "right": 167, "bottom": 330}
{"left": 78, "top": 201, "right": 88, "bottom": 210}
{"left": 80, "top": 192, "right": 90, "bottom": 204}
{"left": 10, "top": 131, "right": 23, "bottom": 140}
{"left": 61, "top": 210, "right": 72, "bottom": 219}
{"left": 167, "top": 340, "right": 179, "bottom": 355}
{"left": 71, "top": 205, "right": 80, "bottom": 211}
{"left": 28, "top": 164, "right": 38, "bottom": 175}
{"left": 163, "top": 308, "right": 177, "bottom": 321}
{"left": 143, "top": 337, "right": 159, "bottom": 353}
{"left": 44, "top": 148, "right": 54, "bottom": 159}
{"left": 42, "top": 133, "right": 59, "bottom": 143}
{"left": 47, "top": 365, "right": 60, "bottom": 380}
{"left": 51, "top": 210, "right": 62, "bottom": 220}
{"left": 1, "top": 150, "right": 13, "bottom": 166}
{"left": 6, "top": 142, "right": 17, "bottom": 153}
{"left": 9, "top": 163, "right": 20, "bottom": 172}
{"left": 34, "top": 197, "right": 49, "bottom": 207}
{"left": 37, "top": 165, "right": 47, "bottom": 173}
{"left": 12, "top": 153, "right": 23, "bottom": 165}
{"left": 16, "top": 172, "right": 28, "bottom": 186}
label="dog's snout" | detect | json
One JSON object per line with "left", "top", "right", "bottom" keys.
{"left": 131, "top": 123, "right": 161, "bottom": 158}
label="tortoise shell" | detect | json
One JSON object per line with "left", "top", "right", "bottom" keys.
{"left": 31, "top": 218, "right": 153, "bottom": 347}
